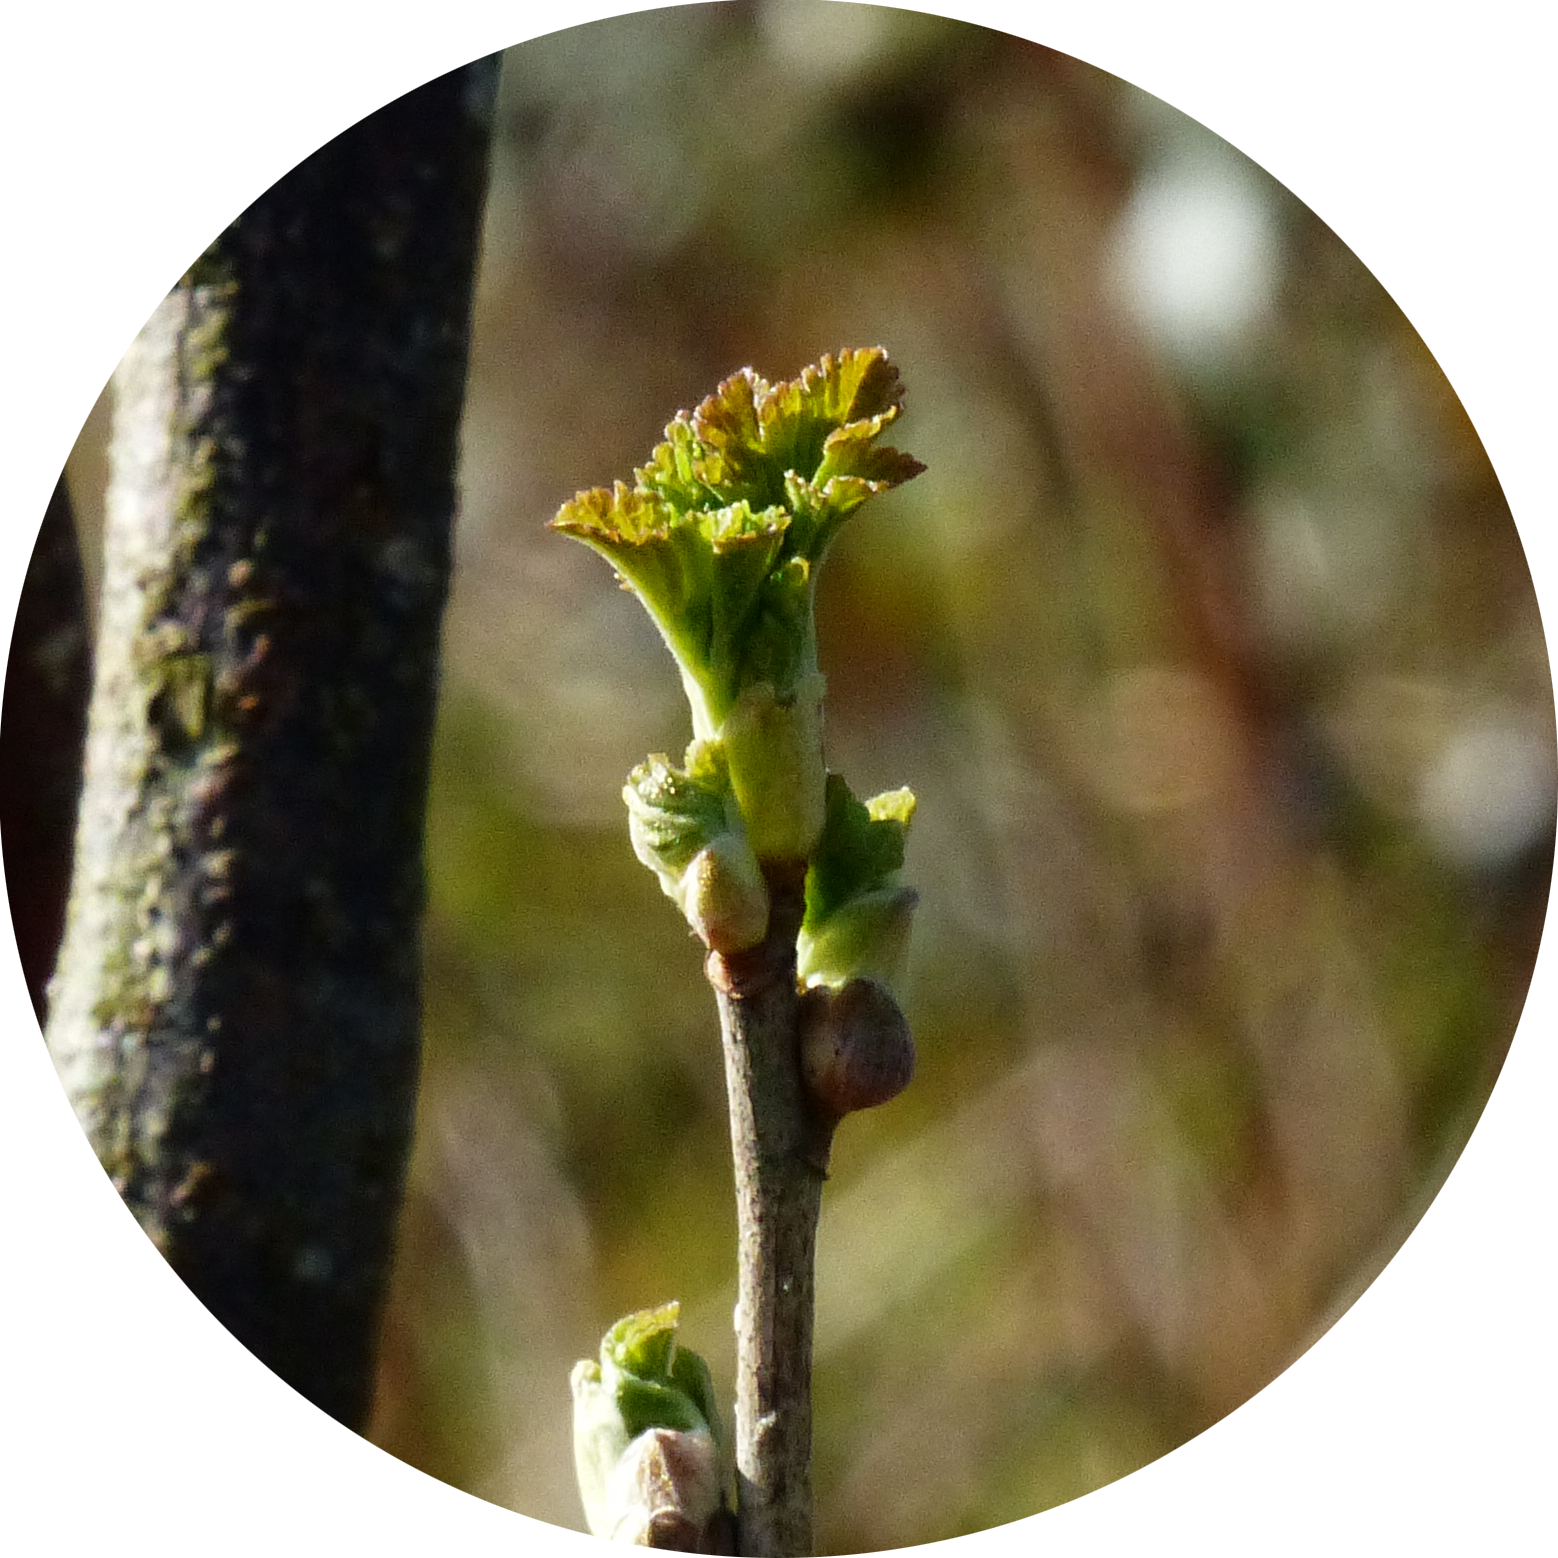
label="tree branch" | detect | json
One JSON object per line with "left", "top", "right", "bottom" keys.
{"left": 43, "top": 56, "right": 500, "bottom": 1429}
{"left": 0, "top": 0, "right": 89, "bottom": 1339}
{"left": 707, "top": 864, "right": 832, "bottom": 1558}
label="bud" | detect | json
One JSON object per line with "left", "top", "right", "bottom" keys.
{"left": 682, "top": 836, "right": 769, "bottom": 955}
{"left": 624, "top": 747, "right": 769, "bottom": 953}
{"left": 602, "top": 1425, "right": 724, "bottom": 1549}
{"left": 571, "top": 1304, "right": 727, "bottom": 1546}
{"left": 798, "top": 774, "right": 918, "bottom": 991}
{"left": 798, "top": 976, "right": 915, "bottom": 1120}
{"left": 796, "top": 884, "right": 918, "bottom": 991}
{"left": 719, "top": 673, "right": 828, "bottom": 863}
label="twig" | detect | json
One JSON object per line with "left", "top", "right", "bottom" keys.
{"left": 707, "top": 864, "right": 831, "bottom": 1558}
{"left": 555, "top": 350, "right": 922, "bottom": 1554}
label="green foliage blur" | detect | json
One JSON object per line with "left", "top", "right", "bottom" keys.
{"left": 18, "top": 3, "right": 1558, "bottom": 1558}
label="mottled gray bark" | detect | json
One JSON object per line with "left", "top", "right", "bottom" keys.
{"left": 44, "top": 57, "right": 500, "bottom": 1430}
{"left": 707, "top": 865, "right": 832, "bottom": 1557}
{"left": 0, "top": 0, "right": 89, "bottom": 1346}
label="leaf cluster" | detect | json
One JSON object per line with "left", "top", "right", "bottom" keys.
{"left": 550, "top": 347, "right": 924, "bottom": 716}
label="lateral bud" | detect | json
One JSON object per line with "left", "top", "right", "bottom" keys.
{"left": 681, "top": 835, "right": 769, "bottom": 956}
{"left": 604, "top": 1425, "right": 726, "bottom": 1550}
{"left": 571, "top": 1304, "right": 730, "bottom": 1548}
{"left": 624, "top": 745, "right": 769, "bottom": 954}
{"left": 798, "top": 976, "right": 915, "bottom": 1121}
{"left": 796, "top": 775, "right": 918, "bottom": 990}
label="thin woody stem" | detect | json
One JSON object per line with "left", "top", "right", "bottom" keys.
{"left": 706, "top": 864, "right": 833, "bottom": 1558}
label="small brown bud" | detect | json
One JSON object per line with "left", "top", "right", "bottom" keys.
{"left": 604, "top": 1426, "right": 724, "bottom": 1549}
{"left": 683, "top": 837, "right": 769, "bottom": 956}
{"left": 798, "top": 977, "right": 915, "bottom": 1120}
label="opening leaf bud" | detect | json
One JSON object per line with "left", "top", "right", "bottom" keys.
{"left": 798, "top": 774, "right": 918, "bottom": 991}
{"left": 625, "top": 745, "right": 769, "bottom": 953}
{"left": 571, "top": 1304, "right": 727, "bottom": 1545}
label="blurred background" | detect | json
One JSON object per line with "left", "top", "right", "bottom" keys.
{"left": 58, "top": 3, "right": 1552, "bottom": 1550}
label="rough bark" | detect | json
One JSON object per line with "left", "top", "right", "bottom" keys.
{"left": 43, "top": 57, "right": 500, "bottom": 1430}
{"left": 0, "top": 0, "right": 89, "bottom": 1346}
{"left": 707, "top": 866, "right": 832, "bottom": 1557}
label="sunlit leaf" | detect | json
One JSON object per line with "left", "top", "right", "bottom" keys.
{"left": 552, "top": 348, "right": 922, "bottom": 863}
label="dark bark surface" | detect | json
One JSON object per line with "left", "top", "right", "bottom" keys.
{"left": 44, "top": 57, "right": 500, "bottom": 1430}
{"left": 0, "top": 0, "right": 88, "bottom": 1346}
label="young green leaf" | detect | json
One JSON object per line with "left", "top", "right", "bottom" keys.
{"left": 551, "top": 347, "right": 923, "bottom": 864}
{"left": 797, "top": 774, "right": 919, "bottom": 990}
